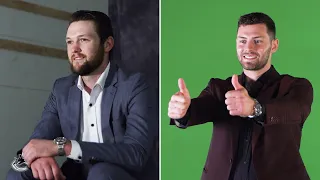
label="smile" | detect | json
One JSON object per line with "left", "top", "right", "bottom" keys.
{"left": 243, "top": 55, "right": 258, "bottom": 60}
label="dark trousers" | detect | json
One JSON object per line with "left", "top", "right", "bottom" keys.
{"left": 6, "top": 159, "right": 136, "bottom": 180}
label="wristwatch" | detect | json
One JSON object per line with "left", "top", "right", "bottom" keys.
{"left": 53, "top": 137, "right": 67, "bottom": 156}
{"left": 248, "top": 98, "right": 262, "bottom": 118}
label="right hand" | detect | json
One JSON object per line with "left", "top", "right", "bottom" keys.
{"left": 168, "top": 78, "right": 191, "bottom": 119}
{"left": 30, "top": 157, "right": 66, "bottom": 180}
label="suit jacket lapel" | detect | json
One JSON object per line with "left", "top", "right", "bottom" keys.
{"left": 67, "top": 79, "right": 82, "bottom": 140}
{"left": 101, "top": 62, "right": 118, "bottom": 143}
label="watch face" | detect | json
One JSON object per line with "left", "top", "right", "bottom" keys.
{"left": 255, "top": 103, "right": 262, "bottom": 115}
{"left": 55, "top": 137, "right": 66, "bottom": 144}
{"left": 54, "top": 137, "right": 67, "bottom": 156}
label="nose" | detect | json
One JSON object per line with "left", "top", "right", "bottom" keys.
{"left": 70, "top": 42, "right": 81, "bottom": 53}
{"left": 245, "top": 41, "right": 255, "bottom": 51}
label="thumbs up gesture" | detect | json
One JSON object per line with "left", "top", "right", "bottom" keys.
{"left": 225, "top": 75, "right": 255, "bottom": 117}
{"left": 168, "top": 78, "right": 191, "bottom": 119}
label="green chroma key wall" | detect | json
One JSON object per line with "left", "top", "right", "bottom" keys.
{"left": 161, "top": 0, "right": 320, "bottom": 179}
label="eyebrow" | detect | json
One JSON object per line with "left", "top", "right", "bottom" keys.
{"left": 66, "top": 34, "right": 92, "bottom": 40}
{"left": 237, "top": 36, "right": 264, "bottom": 39}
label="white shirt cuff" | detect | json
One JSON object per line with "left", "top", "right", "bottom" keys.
{"left": 67, "top": 140, "right": 83, "bottom": 162}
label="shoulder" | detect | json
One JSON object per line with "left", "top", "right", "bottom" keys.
{"left": 115, "top": 68, "right": 157, "bottom": 105}
{"left": 51, "top": 74, "right": 78, "bottom": 91}
{"left": 115, "top": 67, "right": 157, "bottom": 98}
{"left": 279, "top": 74, "right": 313, "bottom": 89}
{"left": 116, "top": 68, "right": 149, "bottom": 89}
{"left": 205, "top": 76, "right": 233, "bottom": 90}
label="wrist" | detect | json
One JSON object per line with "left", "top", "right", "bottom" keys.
{"left": 53, "top": 137, "right": 69, "bottom": 156}
{"left": 250, "top": 101, "right": 255, "bottom": 116}
{"left": 248, "top": 98, "right": 262, "bottom": 118}
{"left": 64, "top": 140, "right": 72, "bottom": 156}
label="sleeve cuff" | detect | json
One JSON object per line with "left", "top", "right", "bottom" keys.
{"left": 173, "top": 107, "right": 191, "bottom": 128}
{"left": 174, "top": 119, "right": 187, "bottom": 128}
{"left": 173, "top": 108, "right": 191, "bottom": 128}
{"left": 67, "top": 140, "right": 83, "bottom": 162}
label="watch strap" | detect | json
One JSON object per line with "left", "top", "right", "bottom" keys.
{"left": 57, "top": 144, "right": 65, "bottom": 156}
{"left": 54, "top": 137, "right": 67, "bottom": 156}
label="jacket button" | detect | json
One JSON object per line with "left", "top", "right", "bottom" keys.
{"left": 229, "top": 159, "right": 233, "bottom": 163}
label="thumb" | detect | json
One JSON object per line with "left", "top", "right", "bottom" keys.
{"left": 178, "top": 78, "right": 190, "bottom": 97}
{"left": 231, "top": 74, "right": 243, "bottom": 90}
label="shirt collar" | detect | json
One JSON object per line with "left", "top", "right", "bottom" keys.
{"left": 77, "top": 62, "right": 111, "bottom": 91}
{"left": 240, "top": 65, "right": 280, "bottom": 86}
{"left": 239, "top": 65, "right": 280, "bottom": 97}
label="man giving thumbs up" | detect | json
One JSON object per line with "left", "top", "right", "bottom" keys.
{"left": 168, "top": 12, "right": 313, "bottom": 180}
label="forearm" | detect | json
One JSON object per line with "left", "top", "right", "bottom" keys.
{"left": 78, "top": 140, "right": 152, "bottom": 172}
{"left": 171, "top": 78, "right": 232, "bottom": 128}
{"left": 258, "top": 78, "right": 313, "bottom": 126}
{"left": 263, "top": 98, "right": 312, "bottom": 125}
{"left": 171, "top": 97, "right": 226, "bottom": 128}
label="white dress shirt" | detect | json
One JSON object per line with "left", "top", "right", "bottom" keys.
{"left": 67, "top": 63, "right": 110, "bottom": 161}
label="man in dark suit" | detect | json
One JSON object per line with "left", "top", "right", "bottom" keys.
{"left": 168, "top": 12, "right": 313, "bottom": 180}
{"left": 7, "top": 10, "right": 158, "bottom": 180}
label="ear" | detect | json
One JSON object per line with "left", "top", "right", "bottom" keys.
{"left": 103, "top": 36, "right": 114, "bottom": 53}
{"left": 271, "top": 38, "right": 279, "bottom": 53}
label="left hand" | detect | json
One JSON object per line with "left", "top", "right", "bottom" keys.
{"left": 22, "top": 139, "right": 57, "bottom": 166}
{"left": 225, "top": 75, "right": 255, "bottom": 117}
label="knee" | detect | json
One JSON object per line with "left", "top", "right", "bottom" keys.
{"left": 6, "top": 168, "right": 22, "bottom": 180}
{"left": 87, "top": 163, "right": 128, "bottom": 180}
{"left": 87, "top": 163, "right": 112, "bottom": 180}
{"left": 6, "top": 168, "right": 33, "bottom": 180}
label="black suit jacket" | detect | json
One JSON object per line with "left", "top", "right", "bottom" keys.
{"left": 171, "top": 65, "right": 313, "bottom": 180}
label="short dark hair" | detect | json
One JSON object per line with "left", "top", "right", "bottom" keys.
{"left": 69, "top": 10, "right": 113, "bottom": 44}
{"left": 237, "top": 12, "right": 276, "bottom": 39}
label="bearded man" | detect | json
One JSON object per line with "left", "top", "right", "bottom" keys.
{"left": 7, "top": 10, "right": 158, "bottom": 180}
{"left": 168, "top": 12, "right": 313, "bottom": 180}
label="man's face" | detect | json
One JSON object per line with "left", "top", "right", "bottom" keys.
{"left": 66, "top": 20, "right": 104, "bottom": 76}
{"left": 236, "top": 23, "right": 277, "bottom": 71}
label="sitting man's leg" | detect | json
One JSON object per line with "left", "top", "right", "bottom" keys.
{"left": 6, "top": 168, "right": 36, "bottom": 180}
{"left": 87, "top": 162, "right": 136, "bottom": 180}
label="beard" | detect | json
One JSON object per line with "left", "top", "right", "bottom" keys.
{"left": 69, "top": 46, "right": 105, "bottom": 76}
{"left": 238, "top": 47, "right": 271, "bottom": 71}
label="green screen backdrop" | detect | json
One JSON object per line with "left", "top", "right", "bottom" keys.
{"left": 161, "top": 1, "right": 320, "bottom": 179}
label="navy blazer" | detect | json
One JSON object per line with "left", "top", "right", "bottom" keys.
{"left": 27, "top": 61, "right": 158, "bottom": 179}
